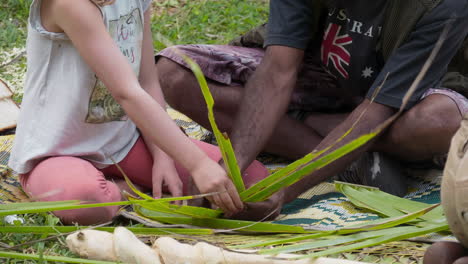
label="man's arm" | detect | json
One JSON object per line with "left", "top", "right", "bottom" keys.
{"left": 233, "top": 98, "right": 396, "bottom": 220}
{"left": 230, "top": 46, "right": 304, "bottom": 172}
{"left": 229, "top": 0, "right": 316, "bottom": 171}
{"left": 283, "top": 99, "right": 395, "bottom": 202}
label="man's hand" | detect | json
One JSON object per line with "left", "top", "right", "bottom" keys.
{"left": 191, "top": 157, "right": 244, "bottom": 215}
{"left": 151, "top": 151, "right": 183, "bottom": 202}
{"left": 230, "top": 190, "right": 284, "bottom": 221}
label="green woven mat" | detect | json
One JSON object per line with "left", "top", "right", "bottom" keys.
{"left": 274, "top": 170, "right": 442, "bottom": 229}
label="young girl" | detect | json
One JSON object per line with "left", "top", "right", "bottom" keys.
{"left": 8, "top": 0, "right": 269, "bottom": 225}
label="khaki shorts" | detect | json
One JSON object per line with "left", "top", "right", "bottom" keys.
{"left": 443, "top": 114, "right": 468, "bottom": 247}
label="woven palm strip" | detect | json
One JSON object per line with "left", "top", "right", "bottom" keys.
{"left": 0, "top": 134, "right": 28, "bottom": 204}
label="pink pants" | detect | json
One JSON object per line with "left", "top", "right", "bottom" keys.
{"left": 20, "top": 138, "right": 268, "bottom": 225}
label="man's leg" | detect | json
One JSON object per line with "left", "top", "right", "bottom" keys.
{"left": 375, "top": 92, "right": 464, "bottom": 161}
{"left": 303, "top": 91, "right": 464, "bottom": 162}
{"left": 158, "top": 57, "right": 464, "bottom": 164}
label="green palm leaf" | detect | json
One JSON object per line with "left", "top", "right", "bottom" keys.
{"left": 0, "top": 196, "right": 215, "bottom": 217}
{"left": 0, "top": 251, "right": 116, "bottom": 264}
{"left": 0, "top": 226, "right": 213, "bottom": 235}
{"left": 297, "top": 224, "right": 448, "bottom": 259}
{"left": 136, "top": 206, "right": 309, "bottom": 233}
{"left": 234, "top": 202, "right": 438, "bottom": 250}
{"left": 241, "top": 133, "right": 378, "bottom": 202}
{"left": 259, "top": 226, "right": 415, "bottom": 255}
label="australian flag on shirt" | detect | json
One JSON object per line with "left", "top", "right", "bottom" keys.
{"left": 322, "top": 1, "right": 386, "bottom": 96}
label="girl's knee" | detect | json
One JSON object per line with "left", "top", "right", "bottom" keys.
{"left": 56, "top": 181, "right": 121, "bottom": 225}
{"left": 23, "top": 156, "right": 122, "bottom": 225}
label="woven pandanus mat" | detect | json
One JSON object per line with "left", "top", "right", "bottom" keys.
{"left": 0, "top": 134, "right": 28, "bottom": 204}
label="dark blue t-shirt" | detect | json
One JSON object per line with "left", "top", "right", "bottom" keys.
{"left": 265, "top": 0, "right": 468, "bottom": 109}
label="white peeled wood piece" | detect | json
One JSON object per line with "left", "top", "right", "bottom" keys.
{"left": 66, "top": 230, "right": 117, "bottom": 261}
{"left": 154, "top": 236, "right": 367, "bottom": 264}
{"left": 194, "top": 242, "right": 313, "bottom": 264}
{"left": 0, "top": 79, "right": 19, "bottom": 132}
{"left": 65, "top": 228, "right": 369, "bottom": 264}
{"left": 153, "top": 236, "right": 204, "bottom": 264}
{"left": 113, "top": 226, "right": 161, "bottom": 264}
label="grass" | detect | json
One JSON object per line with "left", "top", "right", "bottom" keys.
{"left": 151, "top": 0, "right": 268, "bottom": 51}
{"left": 0, "top": 0, "right": 31, "bottom": 102}
{"left": 0, "top": 0, "right": 268, "bottom": 263}
{"left": 0, "top": 213, "right": 78, "bottom": 263}
{"left": 0, "top": 0, "right": 30, "bottom": 51}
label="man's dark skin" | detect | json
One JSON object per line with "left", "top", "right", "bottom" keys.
{"left": 424, "top": 242, "right": 468, "bottom": 264}
{"left": 156, "top": 45, "right": 462, "bottom": 219}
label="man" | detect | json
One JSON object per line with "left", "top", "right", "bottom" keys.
{"left": 156, "top": 0, "right": 468, "bottom": 219}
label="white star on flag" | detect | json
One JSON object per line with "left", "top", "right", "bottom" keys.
{"left": 362, "top": 67, "right": 374, "bottom": 78}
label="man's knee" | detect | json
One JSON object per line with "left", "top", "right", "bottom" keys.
{"left": 388, "top": 95, "right": 462, "bottom": 147}
{"left": 156, "top": 57, "right": 189, "bottom": 109}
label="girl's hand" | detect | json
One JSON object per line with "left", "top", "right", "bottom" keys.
{"left": 191, "top": 157, "right": 244, "bottom": 215}
{"left": 152, "top": 151, "right": 183, "bottom": 202}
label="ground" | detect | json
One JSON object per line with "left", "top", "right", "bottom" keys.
{"left": 0, "top": 0, "right": 268, "bottom": 262}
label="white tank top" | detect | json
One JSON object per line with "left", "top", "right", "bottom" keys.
{"left": 9, "top": 0, "right": 152, "bottom": 173}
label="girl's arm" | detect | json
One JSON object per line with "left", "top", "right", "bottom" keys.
{"left": 138, "top": 8, "right": 182, "bottom": 200}
{"left": 45, "top": 0, "right": 243, "bottom": 214}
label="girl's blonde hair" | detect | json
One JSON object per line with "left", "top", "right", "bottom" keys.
{"left": 90, "top": 0, "right": 116, "bottom": 7}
